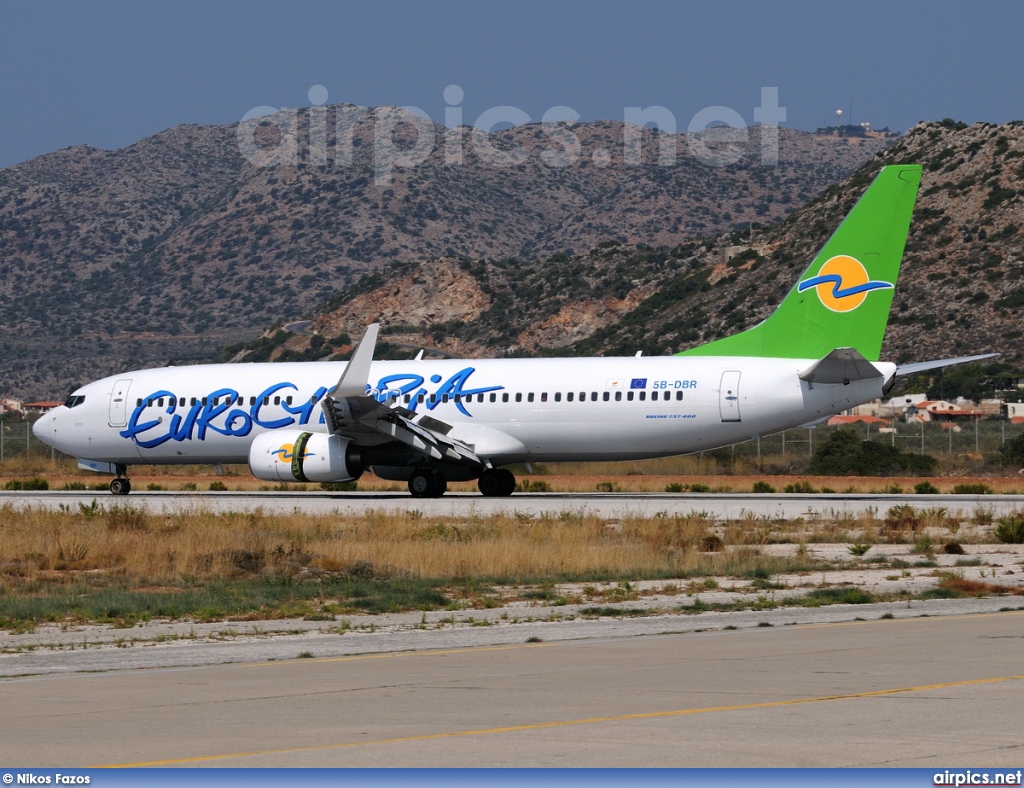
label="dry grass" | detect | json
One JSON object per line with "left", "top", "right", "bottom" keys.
{"left": 0, "top": 504, "right": 822, "bottom": 584}
{"left": 5, "top": 456, "right": 1024, "bottom": 495}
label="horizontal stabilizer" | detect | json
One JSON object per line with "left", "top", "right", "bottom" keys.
{"left": 800, "top": 348, "right": 883, "bottom": 386}
{"left": 895, "top": 353, "right": 1000, "bottom": 377}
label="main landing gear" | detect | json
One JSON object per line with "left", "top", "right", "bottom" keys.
{"left": 109, "top": 465, "right": 131, "bottom": 496}
{"left": 477, "top": 468, "right": 515, "bottom": 497}
{"left": 405, "top": 467, "right": 517, "bottom": 498}
{"left": 408, "top": 470, "right": 448, "bottom": 498}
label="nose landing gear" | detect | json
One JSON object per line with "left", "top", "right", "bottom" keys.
{"left": 109, "top": 466, "right": 132, "bottom": 495}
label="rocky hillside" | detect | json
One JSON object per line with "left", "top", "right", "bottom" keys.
{"left": 235, "top": 120, "right": 1024, "bottom": 379}
{"left": 0, "top": 106, "right": 889, "bottom": 397}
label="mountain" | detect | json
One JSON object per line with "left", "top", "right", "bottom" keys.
{"left": 234, "top": 120, "right": 1024, "bottom": 381}
{"left": 0, "top": 106, "right": 889, "bottom": 398}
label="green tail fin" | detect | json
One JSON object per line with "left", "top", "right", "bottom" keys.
{"left": 678, "top": 164, "right": 921, "bottom": 362}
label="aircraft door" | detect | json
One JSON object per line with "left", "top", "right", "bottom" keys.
{"left": 719, "top": 370, "right": 741, "bottom": 422}
{"left": 108, "top": 379, "right": 133, "bottom": 428}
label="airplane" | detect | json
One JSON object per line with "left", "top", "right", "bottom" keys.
{"left": 33, "top": 164, "right": 993, "bottom": 497}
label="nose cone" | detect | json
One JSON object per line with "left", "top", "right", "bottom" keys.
{"left": 32, "top": 410, "right": 56, "bottom": 444}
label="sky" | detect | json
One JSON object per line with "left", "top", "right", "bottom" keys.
{"left": 2, "top": 0, "right": 1023, "bottom": 169}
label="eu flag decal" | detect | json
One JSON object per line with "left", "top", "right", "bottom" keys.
{"left": 630, "top": 378, "right": 647, "bottom": 389}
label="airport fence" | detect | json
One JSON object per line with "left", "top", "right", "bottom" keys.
{"left": 0, "top": 417, "right": 65, "bottom": 462}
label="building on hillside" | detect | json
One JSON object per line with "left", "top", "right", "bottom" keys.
{"left": 826, "top": 414, "right": 890, "bottom": 427}
{"left": 21, "top": 401, "right": 61, "bottom": 415}
{"left": 1, "top": 397, "right": 23, "bottom": 415}
{"left": 907, "top": 400, "right": 985, "bottom": 423}
{"left": 977, "top": 399, "right": 1004, "bottom": 418}
{"left": 1007, "top": 402, "right": 1024, "bottom": 424}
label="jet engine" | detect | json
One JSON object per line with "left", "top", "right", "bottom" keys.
{"left": 249, "top": 430, "right": 364, "bottom": 483}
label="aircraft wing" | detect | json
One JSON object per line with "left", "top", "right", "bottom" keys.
{"left": 319, "top": 324, "right": 483, "bottom": 465}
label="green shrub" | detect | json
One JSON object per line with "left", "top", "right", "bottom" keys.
{"left": 998, "top": 432, "right": 1024, "bottom": 467}
{"left": 951, "top": 483, "right": 992, "bottom": 495}
{"left": 914, "top": 481, "right": 940, "bottom": 495}
{"left": 208, "top": 480, "right": 228, "bottom": 492}
{"left": 784, "top": 481, "right": 816, "bottom": 493}
{"left": 752, "top": 481, "right": 775, "bottom": 493}
{"left": 994, "top": 516, "right": 1024, "bottom": 544}
{"left": 665, "top": 482, "right": 684, "bottom": 493}
{"left": 809, "top": 429, "right": 937, "bottom": 476}
{"left": 689, "top": 483, "right": 711, "bottom": 493}
{"left": 3, "top": 478, "right": 49, "bottom": 491}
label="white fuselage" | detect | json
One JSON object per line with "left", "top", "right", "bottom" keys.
{"left": 35, "top": 355, "right": 894, "bottom": 468}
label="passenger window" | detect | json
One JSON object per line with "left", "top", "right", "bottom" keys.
{"left": 429, "top": 394, "right": 436, "bottom": 404}
{"left": 591, "top": 392, "right": 597, "bottom": 401}
{"left": 442, "top": 394, "right": 449, "bottom": 403}
{"left": 614, "top": 392, "right": 622, "bottom": 401}
{"left": 554, "top": 392, "right": 561, "bottom": 402}
{"left": 158, "top": 398, "right": 165, "bottom": 407}
{"left": 490, "top": 392, "right": 497, "bottom": 403}
{"left": 404, "top": 394, "right": 411, "bottom": 404}
{"left": 250, "top": 397, "right": 256, "bottom": 406}
{"left": 627, "top": 392, "right": 634, "bottom": 401}
{"left": 566, "top": 392, "right": 573, "bottom": 402}
{"left": 179, "top": 397, "right": 186, "bottom": 407}
{"left": 286, "top": 395, "right": 293, "bottom": 405}
{"left": 453, "top": 394, "right": 461, "bottom": 403}
{"left": 418, "top": 394, "right": 425, "bottom": 404}
{"left": 528, "top": 393, "right": 535, "bottom": 403}
{"left": 263, "top": 397, "right": 269, "bottom": 406}
{"left": 137, "top": 398, "right": 143, "bottom": 407}
{"left": 639, "top": 391, "right": 646, "bottom": 401}
{"left": 676, "top": 391, "right": 684, "bottom": 401}
{"left": 274, "top": 396, "right": 280, "bottom": 405}
{"left": 651, "top": 391, "right": 658, "bottom": 401}
{"left": 541, "top": 393, "right": 548, "bottom": 402}
{"left": 516, "top": 393, "right": 522, "bottom": 402}
{"left": 603, "top": 392, "right": 609, "bottom": 402}
{"left": 202, "top": 397, "right": 208, "bottom": 406}
{"left": 502, "top": 393, "right": 509, "bottom": 403}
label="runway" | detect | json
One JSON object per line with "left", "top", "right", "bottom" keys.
{"left": 3, "top": 490, "right": 1022, "bottom": 518}
{"left": 3, "top": 608, "right": 1023, "bottom": 767}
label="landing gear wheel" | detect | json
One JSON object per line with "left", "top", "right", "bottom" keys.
{"left": 408, "top": 471, "right": 446, "bottom": 498}
{"left": 478, "top": 468, "right": 516, "bottom": 497}
{"left": 109, "top": 478, "right": 131, "bottom": 496}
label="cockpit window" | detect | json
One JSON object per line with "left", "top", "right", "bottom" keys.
{"left": 64, "top": 395, "right": 86, "bottom": 408}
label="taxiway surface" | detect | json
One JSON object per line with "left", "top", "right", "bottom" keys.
{"left": 3, "top": 608, "right": 1023, "bottom": 767}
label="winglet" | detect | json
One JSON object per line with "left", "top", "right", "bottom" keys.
{"left": 328, "top": 323, "right": 379, "bottom": 398}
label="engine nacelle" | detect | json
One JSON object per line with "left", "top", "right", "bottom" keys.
{"left": 248, "top": 430, "right": 363, "bottom": 483}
